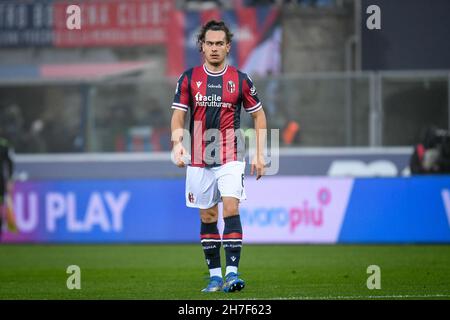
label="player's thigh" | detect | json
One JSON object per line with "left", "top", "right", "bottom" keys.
{"left": 186, "top": 166, "right": 220, "bottom": 209}
{"left": 216, "top": 161, "right": 246, "bottom": 203}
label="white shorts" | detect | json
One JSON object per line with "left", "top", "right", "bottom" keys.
{"left": 185, "top": 161, "right": 247, "bottom": 209}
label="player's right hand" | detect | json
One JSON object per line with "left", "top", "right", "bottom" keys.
{"left": 172, "top": 142, "right": 188, "bottom": 168}
{"left": 251, "top": 155, "right": 265, "bottom": 180}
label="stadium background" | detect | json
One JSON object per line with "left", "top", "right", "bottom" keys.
{"left": 0, "top": 0, "right": 449, "bottom": 300}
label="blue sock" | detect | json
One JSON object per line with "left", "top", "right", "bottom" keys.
{"left": 223, "top": 215, "right": 243, "bottom": 274}
{"left": 200, "top": 221, "right": 221, "bottom": 272}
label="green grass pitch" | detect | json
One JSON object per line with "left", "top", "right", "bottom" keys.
{"left": 0, "top": 244, "right": 449, "bottom": 300}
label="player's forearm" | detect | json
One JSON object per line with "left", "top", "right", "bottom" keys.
{"left": 171, "top": 110, "right": 186, "bottom": 145}
{"left": 252, "top": 109, "right": 267, "bottom": 158}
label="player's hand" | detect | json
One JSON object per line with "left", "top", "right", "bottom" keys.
{"left": 250, "top": 155, "right": 265, "bottom": 180}
{"left": 172, "top": 142, "right": 188, "bottom": 168}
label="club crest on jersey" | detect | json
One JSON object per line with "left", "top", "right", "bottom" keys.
{"left": 227, "top": 81, "right": 235, "bottom": 93}
{"left": 196, "top": 81, "right": 202, "bottom": 88}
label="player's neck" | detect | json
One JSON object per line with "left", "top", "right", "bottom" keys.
{"left": 204, "top": 61, "right": 227, "bottom": 73}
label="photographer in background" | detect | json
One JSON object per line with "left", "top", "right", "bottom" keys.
{"left": 410, "top": 126, "right": 450, "bottom": 174}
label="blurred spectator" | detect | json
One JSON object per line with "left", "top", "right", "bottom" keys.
{"left": 282, "top": 120, "right": 300, "bottom": 145}
{"left": 0, "top": 103, "right": 25, "bottom": 149}
{"left": 0, "top": 129, "right": 16, "bottom": 236}
{"left": 23, "top": 119, "right": 47, "bottom": 153}
{"left": 410, "top": 126, "right": 450, "bottom": 174}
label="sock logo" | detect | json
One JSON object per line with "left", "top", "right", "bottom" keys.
{"left": 231, "top": 256, "right": 236, "bottom": 262}
{"left": 206, "top": 259, "right": 210, "bottom": 265}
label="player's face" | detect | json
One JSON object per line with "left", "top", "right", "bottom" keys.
{"left": 202, "top": 30, "right": 230, "bottom": 68}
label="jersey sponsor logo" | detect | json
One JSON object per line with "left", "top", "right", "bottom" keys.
{"left": 196, "top": 81, "right": 202, "bottom": 88}
{"left": 227, "top": 81, "right": 235, "bottom": 93}
{"left": 207, "top": 83, "right": 222, "bottom": 89}
{"left": 194, "top": 92, "right": 232, "bottom": 108}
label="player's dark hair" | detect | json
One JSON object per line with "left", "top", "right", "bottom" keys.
{"left": 197, "top": 20, "right": 233, "bottom": 52}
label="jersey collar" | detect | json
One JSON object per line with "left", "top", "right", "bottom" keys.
{"left": 203, "top": 64, "right": 228, "bottom": 77}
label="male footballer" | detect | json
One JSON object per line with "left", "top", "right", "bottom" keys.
{"left": 170, "top": 20, "right": 267, "bottom": 293}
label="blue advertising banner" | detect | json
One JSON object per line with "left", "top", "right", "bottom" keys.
{"left": 4, "top": 179, "right": 198, "bottom": 243}
{"left": 3, "top": 176, "right": 450, "bottom": 243}
{"left": 339, "top": 176, "right": 450, "bottom": 243}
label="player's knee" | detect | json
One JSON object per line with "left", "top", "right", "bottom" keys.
{"left": 223, "top": 201, "right": 239, "bottom": 217}
{"left": 200, "top": 208, "right": 218, "bottom": 223}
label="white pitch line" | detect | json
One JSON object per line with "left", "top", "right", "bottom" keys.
{"left": 268, "top": 294, "right": 450, "bottom": 300}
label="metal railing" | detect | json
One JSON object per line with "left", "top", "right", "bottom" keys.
{"left": 0, "top": 70, "right": 448, "bottom": 153}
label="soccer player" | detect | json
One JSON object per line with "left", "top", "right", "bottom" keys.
{"left": 0, "top": 134, "right": 14, "bottom": 239}
{"left": 170, "top": 20, "right": 267, "bottom": 293}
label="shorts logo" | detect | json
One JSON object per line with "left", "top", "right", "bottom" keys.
{"left": 188, "top": 192, "right": 195, "bottom": 203}
{"left": 227, "top": 81, "right": 235, "bottom": 93}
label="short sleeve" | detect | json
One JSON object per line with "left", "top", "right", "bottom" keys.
{"left": 242, "top": 74, "right": 262, "bottom": 113}
{"left": 172, "top": 73, "right": 190, "bottom": 112}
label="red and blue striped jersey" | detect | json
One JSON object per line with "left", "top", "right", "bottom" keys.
{"left": 172, "top": 64, "right": 262, "bottom": 167}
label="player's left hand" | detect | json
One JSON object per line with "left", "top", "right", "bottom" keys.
{"left": 251, "top": 155, "right": 265, "bottom": 180}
